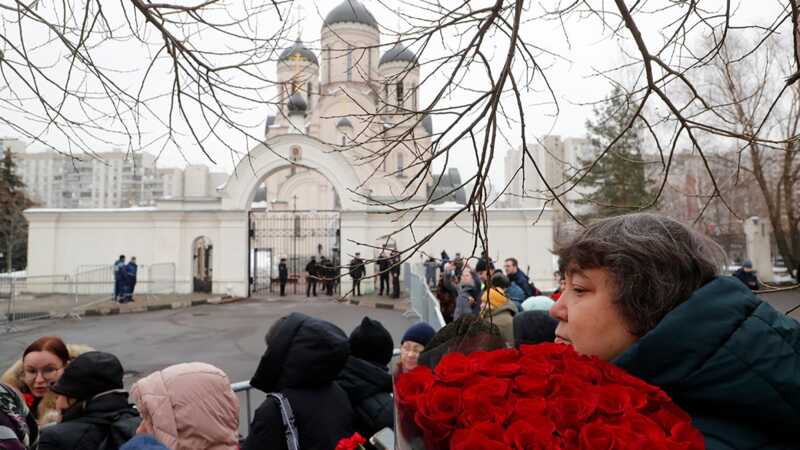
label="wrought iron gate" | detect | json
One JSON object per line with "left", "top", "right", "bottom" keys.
{"left": 248, "top": 210, "right": 341, "bottom": 296}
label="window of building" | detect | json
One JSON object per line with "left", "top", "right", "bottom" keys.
{"left": 397, "top": 152, "right": 404, "bottom": 176}
{"left": 412, "top": 84, "right": 417, "bottom": 111}
{"left": 325, "top": 47, "right": 331, "bottom": 83}
{"left": 307, "top": 82, "right": 313, "bottom": 109}
{"left": 346, "top": 47, "right": 353, "bottom": 81}
{"left": 368, "top": 49, "right": 372, "bottom": 81}
{"left": 342, "top": 135, "right": 346, "bottom": 146}
{"left": 384, "top": 84, "right": 389, "bottom": 103}
{"left": 396, "top": 83, "right": 404, "bottom": 106}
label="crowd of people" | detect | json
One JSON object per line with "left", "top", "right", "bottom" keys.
{"left": 112, "top": 255, "right": 138, "bottom": 304}
{"left": 2, "top": 213, "right": 799, "bottom": 450}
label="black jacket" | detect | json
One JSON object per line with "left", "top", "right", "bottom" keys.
{"left": 614, "top": 277, "right": 800, "bottom": 450}
{"left": 350, "top": 258, "right": 365, "bottom": 278}
{"left": 243, "top": 313, "right": 354, "bottom": 450}
{"left": 278, "top": 262, "right": 288, "bottom": 281}
{"left": 38, "top": 392, "right": 140, "bottom": 450}
{"left": 336, "top": 356, "right": 394, "bottom": 439}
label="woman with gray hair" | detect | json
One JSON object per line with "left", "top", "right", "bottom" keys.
{"left": 551, "top": 213, "right": 800, "bottom": 449}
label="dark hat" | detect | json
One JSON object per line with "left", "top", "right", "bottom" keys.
{"left": 401, "top": 322, "right": 435, "bottom": 347}
{"left": 50, "top": 351, "right": 124, "bottom": 401}
{"left": 349, "top": 317, "right": 394, "bottom": 367}
{"left": 513, "top": 311, "right": 558, "bottom": 347}
{"left": 742, "top": 260, "right": 753, "bottom": 269}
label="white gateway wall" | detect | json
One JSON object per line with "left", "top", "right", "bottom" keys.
{"left": 26, "top": 205, "right": 554, "bottom": 297}
{"left": 25, "top": 207, "right": 249, "bottom": 296}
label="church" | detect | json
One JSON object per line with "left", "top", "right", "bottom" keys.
{"left": 24, "top": 0, "right": 554, "bottom": 298}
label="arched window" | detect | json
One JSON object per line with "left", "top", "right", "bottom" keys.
{"left": 396, "top": 83, "right": 404, "bottom": 106}
{"left": 307, "top": 82, "right": 313, "bottom": 109}
{"left": 342, "top": 135, "right": 346, "bottom": 146}
{"left": 397, "top": 152, "right": 404, "bottom": 176}
{"left": 412, "top": 83, "right": 417, "bottom": 111}
{"left": 346, "top": 46, "right": 353, "bottom": 81}
{"left": 325, "top": 47, "right": 331, "bottom": 83}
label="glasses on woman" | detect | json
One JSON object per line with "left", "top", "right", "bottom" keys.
{"left": 23, "top": 366, "right": 63, "bottom": 382}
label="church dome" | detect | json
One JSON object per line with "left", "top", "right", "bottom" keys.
{"left": 324, "top": 0, "right": 378, "bottom": 29}
{"left": 380, "top": 44, "right": 416, "bottom": 66}
{"left": 287, "top": 93, "right": 307, "bottom": 113}
{"left": 279, "top": 38, "right": 319, "bottom": 65}
{"left": 336, "top": 117, "right": 353, "bottom": 129}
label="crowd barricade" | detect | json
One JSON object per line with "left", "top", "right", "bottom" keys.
{"left": 1, "top": 263, "right": 176, "bottom": 331}
{"left": 403, "top": 263, "right": 446, "bottom": 331}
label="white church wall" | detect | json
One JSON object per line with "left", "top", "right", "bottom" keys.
{"left": 25, "top": 209, "right": 249, "bottom": 297}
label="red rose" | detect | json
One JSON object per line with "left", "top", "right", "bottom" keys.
{"left": 578, "top": 422, "right": 623, "bottom": 450}
{"left": 669, "top": 421, "right": 705, "bottom": 450}
{"left": 595, "top": 385, "right": 632, "bottom": 416}
{"left": 651, "top": 401, "right": 693, "bottom": 434}
{"left": 334, "top": 432, "right": 366, "bottom": 450}
{"left": 415, "top": 385, "right": 462, "bottom": 442}
{"left": 463, "top": 377, "right": 509, "bottom": 404}
{"left": 451, "top": 423, "right": 511, "bottom": 450}
{"left": 564, "top": 357, "right": 601, "bottom": 383}
{"left": 519, "top": 354, "right": 557, "bottom": 377}
{"left": 395, "top": 366, "right": 434, "bottom": 408}
{"left": 505, "top": 420, "right": 560, "bottom": 450}
{"left": 435, "top": 352, "right": 474, "bottom": 385}
{"left": 548, "top": 395, "right": 598, "bottom": 429}
{"left": 549, "top": 374, "right": 593, "bottom": 399}
{"left": 460, "top": 391, "right": 510, "bottom": 426}
{"left": 509, "top": 397, "right": 548, "bottom": 423}
{"left": 514, "top": 374, "right": 549, "bottom": 396}
{"left": 472, "top": 348, "right": 522, "bottom": 378}
{"left": 607, "top": 412, "right": 665, "bottom": 442}
{"left": 519, "top": 342, "right": 572, "bottom": 359}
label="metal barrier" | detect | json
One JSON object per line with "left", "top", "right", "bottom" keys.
{"left": 1, "top": 263, "right": 177, "bottom": 329}
{"left": 404, "top": 263, "right": 446, "bottom": 331}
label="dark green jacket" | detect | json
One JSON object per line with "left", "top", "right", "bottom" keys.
{"left": 614, "top": 277, "right": 800, "bottom": 450}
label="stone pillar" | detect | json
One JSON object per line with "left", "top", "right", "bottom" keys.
{"left": 743, "top": 216, "right": 774, "bottom": 282}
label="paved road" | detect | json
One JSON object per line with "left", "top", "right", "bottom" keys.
{"left": 0, "top": 295, "right": 415, "bottom": 385}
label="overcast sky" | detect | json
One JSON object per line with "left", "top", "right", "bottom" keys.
{"left": 0, "top": 0, "right": 789, "bottom": 187}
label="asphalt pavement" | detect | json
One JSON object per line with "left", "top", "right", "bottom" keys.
{"left": 0, "top": 295, "right": 415, "bottom": 385}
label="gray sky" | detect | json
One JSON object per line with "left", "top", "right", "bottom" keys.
{"left": 0, "top": 0, "right": 788, "bottom": 186}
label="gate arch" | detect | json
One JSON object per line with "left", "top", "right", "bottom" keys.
{"left": 221, "top": 134, "right": 362, "bottom": 211}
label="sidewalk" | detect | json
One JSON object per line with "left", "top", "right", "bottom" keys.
{"left": 344, "top": 292, "right": 410, "bottom": 311}
{"left": 1, "top": 291, "right": 241, "bottom": 321}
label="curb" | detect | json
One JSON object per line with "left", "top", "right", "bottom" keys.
{"left": 347, "top": 297, "right": 409, "bottom": 311}
{"left": 3, "top": 296, "right": 244, "bottom": 321}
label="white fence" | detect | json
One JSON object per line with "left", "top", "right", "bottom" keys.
{"left": 404, "top": 263, "right": 446, "bottom": 331}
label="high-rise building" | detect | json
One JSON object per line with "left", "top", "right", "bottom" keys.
{"left": 502, "top": 135, "right": 593, "bottom": 215}
{"left": 13, "top": 148, "right": 179, "bottom": 208}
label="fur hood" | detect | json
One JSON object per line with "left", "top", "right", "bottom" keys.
{"left": 1, "top": 344, "right": 94, "bottom": 426}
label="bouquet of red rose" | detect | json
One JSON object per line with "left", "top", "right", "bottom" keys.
{"left": 394, "top": 343, "right": 705, "bottom": 450}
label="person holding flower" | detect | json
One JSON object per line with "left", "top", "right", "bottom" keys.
{"left": 551, "top": 213, "right": 800, "bottom": 449}
{"left": 399, "top": 323, "right": 435, "bottom": 372}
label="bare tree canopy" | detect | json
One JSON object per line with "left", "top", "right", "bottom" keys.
{"left": 1, "top": 0, "right": 799, "bottom": 269}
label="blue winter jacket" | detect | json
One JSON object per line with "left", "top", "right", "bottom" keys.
{"left": 614, "top": 277, "right": 800, "bottom": 449}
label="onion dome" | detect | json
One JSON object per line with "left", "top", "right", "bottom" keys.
{"left": 278, "top": 38, "right": 319, "bottom": 66}
{"left": 287, "top": 93, "right": 307, "bottom": 113}
{"left": 380, "top": 44, "right": 416, "bottom": 66}
{"left": 324, "top": 0, "right": 378, "bottom": 29}
{"left": 336, "top": 117, "right": 353, "bottom": 129}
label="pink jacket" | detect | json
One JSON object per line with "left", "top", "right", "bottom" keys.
{"left": 131, "top": 362, "right": 239, "bottom": 450}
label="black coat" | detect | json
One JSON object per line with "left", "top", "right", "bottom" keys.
{"left": 336, "top": 356, "right": 394, "bottom": 439}
{"left": 614, "top": 277, "right": 800, "bottom": 449}
{"left": 278, "top": 262, "right": 288, "bottom": 281}
{"left": 243, "top": 313, "right": 354, "bottom": 450}
{"left": 732, "top": 268, "right": 759, "bottom": 291}
{"left": 350, "top": 258, "right": 365, "bottom": 279}
{"left": 38, "top": 392, "right": 140, "bottom": 450}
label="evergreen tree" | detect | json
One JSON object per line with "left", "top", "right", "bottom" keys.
{"left": 0, "top": 147, "right": 34, "bottom": 272}
{"left": 578, "top": 86, "right": 651, "bottom": 218}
